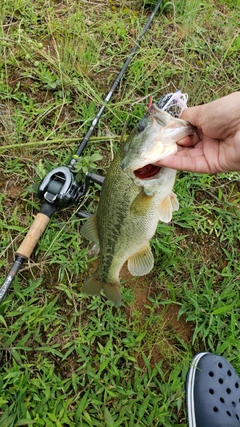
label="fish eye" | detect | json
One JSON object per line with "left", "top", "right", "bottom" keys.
{"left": 137, "top": 118, "right": 146, "bottom": 133}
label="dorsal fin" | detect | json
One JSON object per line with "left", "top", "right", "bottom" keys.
{"left": 81, "top": 213, "right": 99, "bottom": 243}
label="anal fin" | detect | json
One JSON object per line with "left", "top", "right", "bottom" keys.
{"left": 128, "top": 244, "right": 154, "bottom": 276}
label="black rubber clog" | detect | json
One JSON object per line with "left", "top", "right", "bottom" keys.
{"left": 186, "top": 352, "right": 240, "bottom": 427}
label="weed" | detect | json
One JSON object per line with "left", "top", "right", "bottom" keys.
{"left": 0, "top": 0, "right": 239, "bottom": 425}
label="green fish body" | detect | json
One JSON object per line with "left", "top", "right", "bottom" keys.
{"left": 81, "top": 94, "right": 196, "bottom": 305}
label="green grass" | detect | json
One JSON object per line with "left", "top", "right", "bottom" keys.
{"left": 0, "top": 0, "right": 240, "bottom": 425}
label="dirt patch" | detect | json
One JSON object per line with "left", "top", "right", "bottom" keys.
{"left": 83, "top": 258, "right": 193, "bottom": 369}
{"left": 121, "top": 266, "right": 192, "bottom": 368}
{"left": 0, "top": 177, "right": 23, "bottom": 199}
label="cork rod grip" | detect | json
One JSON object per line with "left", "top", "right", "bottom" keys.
{"left": 16, "top": 213, "right": 51, "bottom": 259}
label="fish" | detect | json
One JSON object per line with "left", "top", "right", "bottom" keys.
{"left": 81, "top": 91, "right": 196, "bottom": 306}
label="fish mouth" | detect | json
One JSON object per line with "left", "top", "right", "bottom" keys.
{"left": 133, "top": 164, "right": 161, "bottom": 180}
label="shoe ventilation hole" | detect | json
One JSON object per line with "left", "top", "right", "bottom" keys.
{"left": 226, "top": 388, "right": 231, "bottom": 394}
{"left": 226, "top": 411, "right": 231, "bottom": 417}
{"left": 232, "top": 401, "right": 236, "bottom": 407}
{"left": 235, "top": 382, "right": 239, "bottom": 389}
{"left": 219, "top": 378, "right": 224, "bottom": 384}
{"left": 227, "top": 370, "right": 232, "bottom": 376}
{"left": 209, "top": 371, "right": 214, "bottom": 377}
{"left": 220, "top": 397, "right": 225, "bottom": 403}
{"left": 213, "top": 407, "right": 218, "bottom": 412}
{"left": 218, "top": 363, "right": 223, "bottom": 368}
{"left": 236, "top": 414, "right": 239, "bottom": 420}
{"left": 209, "top": 389, "right": 214, "bottom": 394}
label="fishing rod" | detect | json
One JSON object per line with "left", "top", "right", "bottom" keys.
{"left": 0, "top": 0, "right": 164, "bottom": 304}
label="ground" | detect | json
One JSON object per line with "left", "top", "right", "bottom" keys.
{"left": 0, "top": 0, "right": 240, "bottom": 426}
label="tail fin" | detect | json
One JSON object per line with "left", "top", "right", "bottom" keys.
{"left": 81, "top": 272, "right": 121, "bottom": 306}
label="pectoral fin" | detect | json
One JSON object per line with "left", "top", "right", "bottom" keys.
{"left": 81, "top": 213, "right": 99, "bottom": 243}
{"left": 128, "top": 244, "right": 154, "bottom": 276}
{"left": 130, "top": 190, "right": 153, "bottom": 215}
{"left": 158, "top": 192, "right": 179, "bottom": 223}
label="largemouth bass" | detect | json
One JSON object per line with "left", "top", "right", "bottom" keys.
{"left": 81, "top": 92, "right": 196, "bottom": 306}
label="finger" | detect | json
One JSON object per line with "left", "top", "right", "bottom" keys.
{"left": 176, "top": 132, "right": 201, "bottom": 147}
{"left": 174, "top": 143, "right": 204, "bottom": 158}
{"left": 181, "top": 105, "right": 203, "bottom": 127}
{"left": 154, "top": 153, "right": 211, "bottom": 173}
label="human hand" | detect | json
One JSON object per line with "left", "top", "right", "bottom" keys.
{"left": 154, "top": 92, "right": 240, "bottom": 173}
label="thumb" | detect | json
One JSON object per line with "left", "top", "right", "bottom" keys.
{"left": 180, "top": 105, "right": 203, "bottom": 128}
